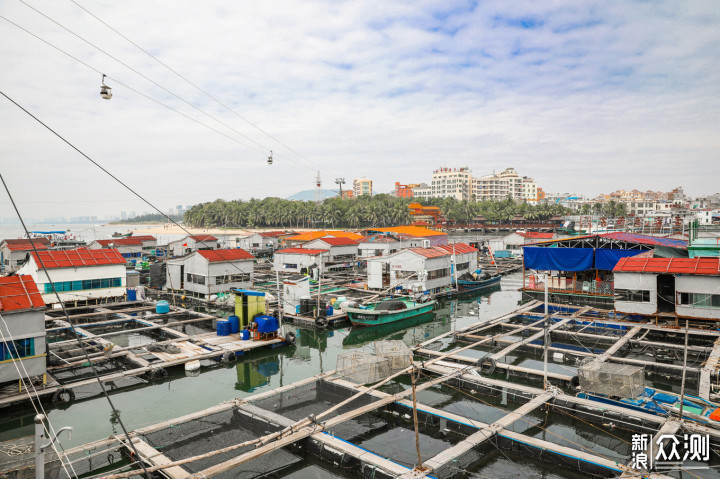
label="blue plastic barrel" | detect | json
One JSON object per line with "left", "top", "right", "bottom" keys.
{"left": 255, "top": 315, "right": 279, "bottom": 333}
{"left": 217, "top": 321, "right": 231, "bottom": 336}
{"left": 156, "top": 300, "right": 170, "bottom": 314}
{"left": 228, "top": 315, "right": 240, "bottom": 334}
{"left": 295, "top": 304, "right": 301, "bottom": 314}
{"left": 326, "top": 306, "right": 333, "bottom": 316}
{"left": 240, "top": 329, "right": 250, "bottom": 340}
{"left": 127, "top": 288, "right": 137, "bottom": 301}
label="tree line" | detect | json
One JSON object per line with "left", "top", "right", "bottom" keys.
{"left": 182, "top": 195, "right": 573, "bottom": 229}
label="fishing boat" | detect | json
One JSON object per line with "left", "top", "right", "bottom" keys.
{"left": 344, "top": 297, "right": 437, "bottom": 328}
{"left": 456, "top": 272, "right": 501, "bottom": 293}
{"left": 111, "top": 231, "right": 133, "bottom": 238}
{"left": 578, "top": 388, "right": 720, "bottom": 426}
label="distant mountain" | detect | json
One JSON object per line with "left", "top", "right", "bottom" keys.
{"left": 287, "top": 189, "right": 339, "bottom": 201}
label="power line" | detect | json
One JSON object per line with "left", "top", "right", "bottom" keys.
{"left": 0, "top": 172, "right": 152, "bottom": 479}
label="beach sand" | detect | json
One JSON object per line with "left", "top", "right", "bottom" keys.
{"left": 124, "top": 224, "right": 317, "bottom": 236}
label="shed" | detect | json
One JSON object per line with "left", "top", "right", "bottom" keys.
{"left": 366, "top": 247, "right": 452, "bottom": 293}
{"left": 166, "top": 248, "right": 254, "bottom": 297}
{"left": 0, "top": 275, "right": 47, "bottom": 385}
{"left": 0, "top": 238, "right": 50, "bottom": 273}
{"left": 168, "top": 235, "right": 218, "bottom": 257}
{"left": 305, "top": 237, "right": 359, "bottom": 271}
{"left": 273, "top": 248, "right": 326, "bottom": 274}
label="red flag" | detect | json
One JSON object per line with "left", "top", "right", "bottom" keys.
{"left": 183, "top": 243, "right": 188, "bottom": 247}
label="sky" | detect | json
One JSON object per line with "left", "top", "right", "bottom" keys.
{"left": 1, "top": 0, "right": 719, "bottom": 221}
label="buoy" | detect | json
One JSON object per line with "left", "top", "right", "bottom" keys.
{"left": 185, "top": 360, "right": 200, "bottom": 372}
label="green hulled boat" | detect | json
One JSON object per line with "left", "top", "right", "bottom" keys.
{"left": 344, "top": 298, "right": 437, "bottom": 328}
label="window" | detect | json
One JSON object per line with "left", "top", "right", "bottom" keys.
{"left": 186, "top": 274, "right": 206, "bottom": 285}
{"left": 1, "top": 338, "right": 35, "bottom": 360}
{"left": 456, "top": 262, "right": 470, "bottom": 271}
{"left": 427, "top": 268, "right": 450, "bottom": 280}
{"left": 215, "top": 273, "right": 251, "bottom": 284}
{"left": 284, "top": 263, "right": 298, "bottom": 269}
{"left": 615, "top": 289, "right": 651, "bottom": 302}
{"left": 679, "top": 292, "right": 720, "bottom": 309}
{"left": 43, "top": 277, "right": 123, "bottom": 293}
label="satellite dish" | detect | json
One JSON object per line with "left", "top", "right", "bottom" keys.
{"left": 100, "top": 74, "right": 112, "bottom": 100}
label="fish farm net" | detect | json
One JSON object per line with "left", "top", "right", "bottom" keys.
{"left": 335, "top": 351, "right": 391, "bottom": 385}
{"left": 577, "top": 360, "right": 645, "bottom": 397}
{"left": 374, "top": 340, "right": 412, "bottom": 372}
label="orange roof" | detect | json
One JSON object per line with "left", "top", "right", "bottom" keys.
{"left": 6, "top": 242, "right": 49, "bottom": 251}
{"left": 96, "top": 238, "right": 143, "bottom": 246}
{"left": 131, "top": 235, "right": 157, "bottom": 242}
{"left": 0, "top": 275, "right": 45, "bottom": 311}
{"left": 286, "top": 231, "right": 364, "bottom": 242}
{"left": 197, "top": 248, "right": 254, "bottom": 262}
{"left": 309, "top": 237, "right": 358, "bottom": 246}
{"left": 516, "top": 232, "right": 555, "bottom": 239}
{"left": 31, "top": 248, "right": 126, "bottom": 269}
{"left": 372, "top": 226, "right": 446, "bottom": 237}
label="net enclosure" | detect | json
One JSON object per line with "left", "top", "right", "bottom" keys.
{"left": 374, "top": 340, "right": 412, "bottom": 372}
{"left": 578, "top": 360, "right": 645, "bottom": 397}
{"left": 335, "top": 351, "right": 390, "bottom": 384}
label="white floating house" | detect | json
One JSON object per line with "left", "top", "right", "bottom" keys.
{"left": 166, "top": 248, "right": 254, "bottom": 297}
{"left": 613, "top": 257, "right": 720, "bottom": 320}
{"left": 168, "top": 235, "right": 219, "bottom": 257}
{"left": 236, "top": 231, "right": 286, "bottom": 253}
{"left": 0, "top": 275, "right": 47, "bottom": 385}
{"left": 492, "top": 231, "right": 557, "bottom": 256}
{"left": 304, "top": 237, "right": 359, "bottom": 271}
{"left": 366, "top": 247, "right": 452, "bottom": 294}
{"left": 16, "top": 249, "right": 127, "bottom": 306}
{"left": 273, "top": 248, "right": 326, "bottom": 274}
{"left": 0, "top": 238, "right": 50, "bottom": 273}
{"left": 358, "top": 234, "right": 406, "bottom": 259}
{"left": 436, "top": 243, "right": 479, "bottom": 277}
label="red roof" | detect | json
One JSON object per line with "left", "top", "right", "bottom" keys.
{"left": 6, "top": 242, "right": 49, "bottom": 251}
{"left": 131, "top": 235, "right": 157, "bottom": 241}
{"left": 259, "top": 231, "right": 288, "bottom": 238}
{"left": 409, "top": 247, "right": 451, "bottom": 259}
{"left": 30, "top": 248, "right": 126, "bottom": 269}
{"left": 197, "top": 248, "right": 254, "bottom": 262}
{"left": 437, "top": 243, "right": 478, "bottom": 254}
{"left": 275, "top": 248, "right": 326, "bottom": 255}
{"left": 3, "top": 238, "right": 51, "bottom": 246}
{"left": 96, "top": 238, "right": 143, "bottom": 246}
{"left": 190, "top": 235, "right": 218, "bottom": 242}
{"left": 0, "top": 275, "right": 45, "bottom": 311}
{"left": 517, "top": 232, "right": 555, "bottom": 239}
{"left": 312, "top": 237, "right": 358, "bottom": 246}
{"left": 614, "top": 257, "right": 720, "bottom": 276}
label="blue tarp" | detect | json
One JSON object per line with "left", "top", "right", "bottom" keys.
{"left": 524, "top": 247, "right": 594, "bottom": 271}
{"left": 594, "top": 249, "right": 644, "bottom": 270}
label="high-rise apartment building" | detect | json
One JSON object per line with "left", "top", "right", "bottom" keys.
{"left": 477, "top": 168, "right": 538, "bottom": 203}
{"left": 429, "top": 167, "right": 473, "bottom": 201}
{"left": 353, "top": 178, "right": 373, "bottom": 196}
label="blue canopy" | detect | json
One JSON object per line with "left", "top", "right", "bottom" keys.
{"left": 524, "top": 247, "right": 594, "bottom": 271}
{"left": 594, "top": 249, "right": 644, "bottom": 270}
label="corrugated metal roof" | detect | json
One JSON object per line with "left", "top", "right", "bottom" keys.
{"left": 0, "top": 275, "right": 45, "bottom": 311}
{"left": 131, "top": 235, "right": 157, "bottom": 241}
{"left": 259, "top": 231, "right": 288, "bottom": 238}
{"left": 6, "top": 242, "right": 49, "bottom": 251}
{"left": 437, "top": 243, "right": 478, "bottom": 254}
{"left": 197, "top": 248, "right": 254, "bottom": 262}
{"left": 517, "top": 232, "right": 555, "bottom": 239}
{"left": 311, "top": 237, "right": 358, "bottom": 246}
{"left": 600, "top": 232, "right": 688, "bottom": 250}
{"left": 286, "top": 231, "right": 364, "bottom": 242}
{"left": 31, "top": 248, "right": 126, "bottom": 269}
{"left": 409, "top": 247, "right": 451, "bottom": 259}
{"left": 614, "top": 257, "right": 720, "bottom": 275}
{"left": 2, "top": 238, "right": 51, "bottom": 246}
{"left": 190, "top": 235, "right": 218, "bottom": 242}
{"left": 275, "top": 248, "right": 326, "bottom": 255}
{"left": 96, "top": 238, "right": 143, "bottom": 246}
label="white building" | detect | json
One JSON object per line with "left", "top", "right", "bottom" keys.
{"left": 614, "top": 257, "right": 720, "bottom": 320}
{"left": 358, "top": 234, "right": 408, "bottom": 258}
{"left": 436, "top": 243, "right": 478, "bottom": 277}
{"left": 429, "top": 167, "right": 472, "bottom": 201}
{"left": 0, "top": 238, "right": 50, "bottom": 273}
{"left": 304, "top": 237, "right": 359, "bottom": 271}
{"left": 353, "top": 178, "right": 373, "bottom": 197}
{"left": 477, "top": 168, "right": 537, "bottom": 202}
{"left": 366, "top": 247, "right": 452, "bottom": 294}
{"left": 411, "top": 183, "right": 432, "bottom": 199}
{"left": 88, "top": 236, "right": 157, "bottom": 260}
{"left": 236, "top": 231, "right": 286, "bottom": 252}
{"left": 273, "top": 248, "right": 326, "bottom": 274}
{"left": 168, "top": 235, "right": 219, "bottom": 257}
{"left": 0, "top": 275, "right": 47, "bottom": 385}
{"left": 17, "top": 249, "right": 127, "bottom": 305}
{"left": 501, "top": 232, "right": 557, "bottom": 255}
{"left": 166, "top": 248, "right": 254, "bottom": 297}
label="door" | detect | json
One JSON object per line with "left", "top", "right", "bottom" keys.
{"left": 180, "top": 265, "right": 185, "bottom": 289}
{"left": 656, "top": 274, "right": 675, "bottom": 313}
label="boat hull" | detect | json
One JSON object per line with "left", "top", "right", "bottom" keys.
{"left": 457, "top": 275, "right": 501, "bottom": 292}
{"left": 345, "top": 302, "right": 436, "bottom": 327}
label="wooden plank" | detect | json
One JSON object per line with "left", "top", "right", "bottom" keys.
{"left": 699, "top": 338, "right": 720, "bottom": 400}
{"left": 130, "top": 438, "right": 189, "bottom": 479}
{"left": 491, "top": 316, "right": 573, "bottom": 360}
{"left": 596, "top": 325, "right": 642, "bottom": 362}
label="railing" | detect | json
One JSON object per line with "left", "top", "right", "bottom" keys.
{"left": 523, "top": 276, "right": 614, "bottom": 296}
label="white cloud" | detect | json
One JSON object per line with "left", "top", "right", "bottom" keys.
{"left": 0, "top": 0, "right": 718, "bottom": 220}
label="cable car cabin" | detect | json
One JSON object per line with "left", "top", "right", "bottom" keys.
{"left": 613, "top": 257, "right": 720, "bottom": 320}
{"left": 100, "top": 85, "right": 112, "bottom": 99}
{"left": 267, "top": 151, "right": 273, "bottom": 165}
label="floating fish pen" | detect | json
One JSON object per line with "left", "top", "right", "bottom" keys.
{"left": 0, "top": 301, "right": 293, "bottom": 410}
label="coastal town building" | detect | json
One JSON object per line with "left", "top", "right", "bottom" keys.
{"left": 411, "top": 183, "right": 432, "bottom": 199}
{"left": 366, "top": 247, "right": 453, "bottom": 294}
{"left": 394, "top": 182, "right": 421, "bottom": 198}
{"left": 304, "top": 237, "right": 359, "bottom": 271}
{"left": 429, "top": 167, "right": 473, "bottom": 201}
{"left": 236, "top": 231, "right": 288, "bottom": 254}
{"left": 168, "top": 235, "right": 218, "bottom": 257}
{"left": 284, "top": 231, "right": 364, "bottom": 248}
{"left": 476, "top": 168, "right": 538, "bottom": 202}
{"left": 0, "top": 238, "right": 50, "bottom": 273}
{"left": 407, "top": 203, "right": 446, "bottom": 226}
{"left": 273, "top": 248, "right": 326, "bottom": 274}
{"left": 166, "top": 248, "right": 254, "bottom": 296}
{"left": 436, "top": 243, "right": 479, "bottom": 278}
{"left": 357, "top": 234, "right": 408, "bottom": 258}
{"left": 0, "top": 275, "right": 47, "bottom": 385}
{"left": 16, "top": 249, "right": 127, "bottom": 305}
{"left": 366, "top": 226, "right": 448, "bottom": 246}
{"left": 352, "top": 178, "right": 373, "bottom": 197}
{"left": 88, "top": 235, "right": 157, "bottom": 259}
